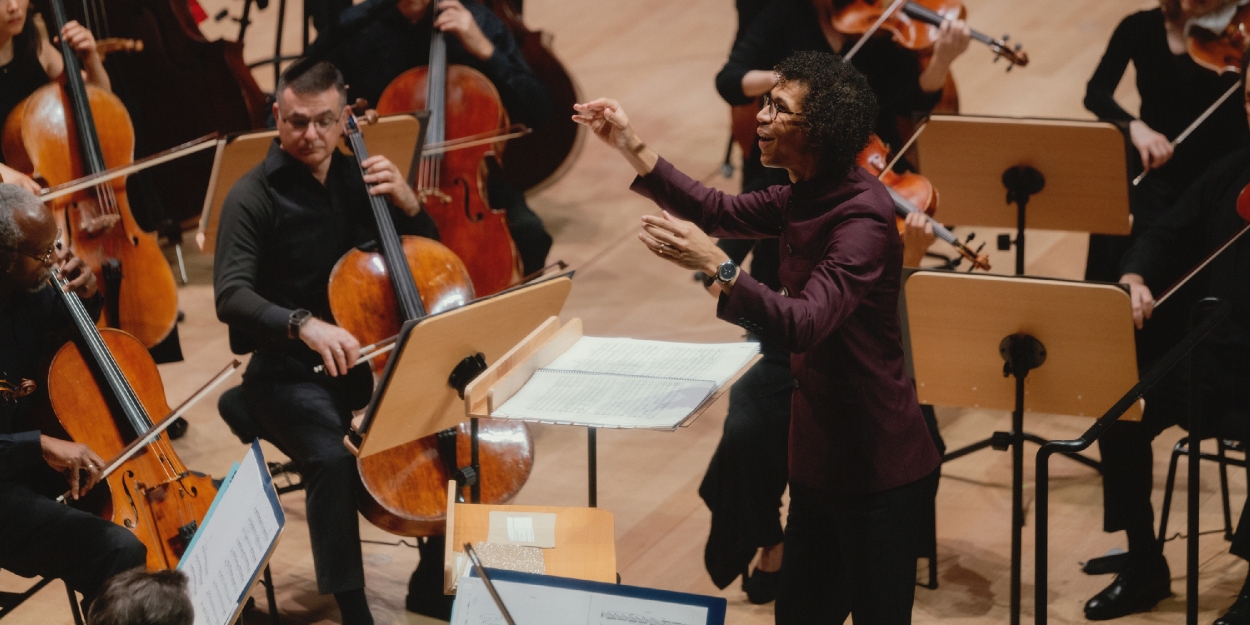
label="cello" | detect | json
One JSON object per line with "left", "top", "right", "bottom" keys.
{"left": 44, "top": 268, "right": 217, "bottom": 569}
{"left": 374, "top": 3, "right": 522, "bottom": 297}
{"left": 2, "top": 0, "right": 179, "bottom": 350}
{"left": 328, "top": 112, "right": 534, "bottom": 536}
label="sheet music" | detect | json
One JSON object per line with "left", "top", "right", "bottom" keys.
{"left": 544, "top": 337, "right": 758, "bottom": 386}
{"left": 492, "top": 370, "right": 716, "bottom": 428}
{"left": 453, "top": 576, "right": 709, "bottom": 625}
{"left": 179, "top": 442, "right": 283, "bottom": 625}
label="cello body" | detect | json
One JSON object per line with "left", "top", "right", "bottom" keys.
{"left": 48, "top": 328, "right": 216, "bottom": 570}
{"left": 4, "top": 83, "right": 179, "bottom": 348}
{"left": 377, "top": 65, "right": 521, "bottom": 297}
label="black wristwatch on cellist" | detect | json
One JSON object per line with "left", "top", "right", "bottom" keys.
{"left": 288, "top": 308, "right": 312, "bottom": 340}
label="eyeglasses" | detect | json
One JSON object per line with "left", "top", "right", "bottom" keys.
{"left": 3, "top": 229, "right": 60, "bottom": 265}
{"left": 761, "top": 92, "right": 804, "bottom": 123}
{"left": 278, "top": 109, "right": 343, "bottom": 135}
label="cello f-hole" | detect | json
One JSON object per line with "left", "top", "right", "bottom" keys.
{"left": 454, "top": 177, "right": 480, "bottom": 221}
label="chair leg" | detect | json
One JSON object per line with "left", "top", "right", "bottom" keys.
{"left": 264, "top": 565, "right": 279, "bottom": 625}
{"left": 1219, "top": 440, "right": 1234, "bottom": 541}
{"left": 65, "top": 582, "right": 83, "bottom": 625}
{"left": 1159, "top": 437, "right": 1187, "bottom": 541}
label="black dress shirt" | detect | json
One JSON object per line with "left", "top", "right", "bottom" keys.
{"left": 213, "top": 140, "right": 438, "bottom": 379}
{"left": 325, "top": 0, "right": 551, "bottom": 129}
{"left": 715, "top": 0, "right": 942, "bottom": 153}
{"left": 1084, "top": 9, "right": 1248, "bottom": 187}
{"left": 0, "top": 286, "right": 102, "bottom": 479}
{"left": 1121, "top": 147, "right": 1250, "bottom": 417}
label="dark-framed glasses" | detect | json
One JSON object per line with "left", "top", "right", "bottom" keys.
{"left": 761, "top": 92, "right": 804, "bottom": 123}
{"left": 279, "top": 109, "right": 344, "bottom": 134}
{"left": 3, "top": 229, "right": 60, "bottom": 265}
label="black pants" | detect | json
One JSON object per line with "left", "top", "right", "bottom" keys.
{"left": 244, "top": 375, "right": 369, "bottom": 594}
{"left": 775, "top": 471, "right": 938, "bottom": 625}
{"left": 0, "top": 467, "right": 146, "bottom": 604}
{"left": 488, "top": 175, "right": 552, "bottom": 277}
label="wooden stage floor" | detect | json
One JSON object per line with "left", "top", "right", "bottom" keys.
{"left": 6, "top": 0, "right": 1249, "bottom": 623}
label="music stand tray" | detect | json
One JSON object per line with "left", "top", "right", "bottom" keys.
{"left": 195, "top": 112, "right": 428, "bottom": 254}
{"left": 914, "top": 114, "right": 1132, "bottom": 274}
{"left": 905, "top": 270, "right": 1138, "bottom": 625}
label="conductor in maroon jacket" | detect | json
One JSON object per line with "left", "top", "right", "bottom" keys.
{"left": 574, "top": 51, "right": 941, "bottom": 624}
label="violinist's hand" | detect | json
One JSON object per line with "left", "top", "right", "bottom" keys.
{"left": 573, "top": 99, "right": 658, "bottom": 175}
{"left": 361, "top": 154, "right": 420, "bottom": 216}
{"left": 640, "top": 211, "right": 733, "bottom": 289}
{"left": 1129, "top": 120, "right": 1174, "bottom": 171}
{"left": 1121, "top": 273, "right": 1155, "bottom": 329}
{"left": 901, "top": 211, "right": 935, "bottom": 268}
{"left": 54, "top": 243, "right": 97, "bottom": 299}
{"left": 0, "top": 164, "right": 41, "bottom": 195}
{"left": 932, "top": 18, "right": 972, "bottom": 64}
{"left": 41, "top": 435, "right": 106, "bottom": 500}
{"left": 59, "top": 21, "right": 99, "bottom": 62}
{"left": 435, "top": 0, "right": 494, "bottom": 60}
{"left": 300, "top": 318, "right": 361, "bottom": 378}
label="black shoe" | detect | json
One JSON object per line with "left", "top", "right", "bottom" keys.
{"left": 1084, "top": 557, "right": 1171, "bottom": 620}
{"left": 1216, "top": 592, "right": 1250, "bottom": 625}
{"left": 166, "top": 417, "right": 189, "bottom": 440}
{"left": 742, "top": 567, "right": 780, "bottom": 605}
{"left": 407, "top": 536, "right": 453, "bottom": 620}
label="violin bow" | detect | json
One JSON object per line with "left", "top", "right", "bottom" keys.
{"left": 54, "top": 359, "right": 242, "bottom": 503}
{"left": 1134, "top": 79, "right": 1242, "bottom": 186}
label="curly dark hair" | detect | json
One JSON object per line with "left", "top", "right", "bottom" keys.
{"left": 773, "top": 50, "right": 878, "bottom": 180}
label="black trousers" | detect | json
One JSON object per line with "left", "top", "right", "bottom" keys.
{"left": 244, "top": 376, "right": 368, "bottom": 594}
{"left": 0, "top": 466, "right": 146, "bottom": 604}
{"left": 488, "top": 175, "right": 552, "bottom": 277}
{"left": 775, "top": 471, "right": 938, "bottom": 625}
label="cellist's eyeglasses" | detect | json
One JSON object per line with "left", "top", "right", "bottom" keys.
{"left": 279, "top": 109, "right": 343, "bottom": 135}
{"left": 2, "top": 229, "right": 61, "bottom": 265}
{"left": 761, "top": 93, "right": 804, "bottom": 123}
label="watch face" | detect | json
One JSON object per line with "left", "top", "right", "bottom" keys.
{"left": 718, "top": 262, "right": 737, "bottom": 282}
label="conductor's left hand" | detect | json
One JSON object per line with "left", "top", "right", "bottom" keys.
{"left": 639, "top": 211, "right": 729, "bottom": 277}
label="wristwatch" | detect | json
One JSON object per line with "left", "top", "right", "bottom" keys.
{"left": 715, "top": 260, "right": 739, "bottom": 284}
{"left": 288, "top": 309, "right": 312, "bottom": 340}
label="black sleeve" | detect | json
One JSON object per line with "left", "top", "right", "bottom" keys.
{"left": 467, "top": 3, "right": 552, "bottom": 129}
{"left": 213, "top": 174, "right": 294, "bottom": 353}
{"left": 0, "top": 430, "right": 43, "bottom": 480}
{"left": 716, "top": 0, "right": 791, "bottom": 105}
{"left": 861, "top": 39, "right": 940, "bottom": 120}
{"left": 1084, "top": 14, "right": 1137, "bottom": 122}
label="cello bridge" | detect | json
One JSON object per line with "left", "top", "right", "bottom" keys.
{"left": 418, "top": 189, "right": 453, "bottom": 205}
{"left": 79, "top": 214, "right": 121, "bottom": 235}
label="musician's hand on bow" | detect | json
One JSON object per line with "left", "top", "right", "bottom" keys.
{"left": 41, "top": 435, "right": 106, "bottom": 500}
{"left": 55, "top": 244, "right": 97, "bottom": 299}
{"left": 300, "top": 318, "right": 361, "bottom": 377}
{"left": 1121, "top": 273, "right": 1155, "bottom": 329}
{"left": 361, "top": 155, "right": 420, "bottom": 216}
{"left": 901, "top": 211, "right": 935, "bottom": 268}
{"left": 435, "top": 0, "right": 494, "bottom": 60}
{"left": 1129, "top": 120, "right": 1173, "bottom": 171}
{"left": 640, "top": 211, "right": 728, "bottom": 274}
{"left": 0, "top": 164, "right": 41, "bottom": 195}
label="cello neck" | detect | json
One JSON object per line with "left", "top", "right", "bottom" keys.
{"left": 45, "top": 0, "right": 109, "bottom": 176}
{"left": 425, "top": 16, "right": 449, "bottom": 159}
{"left": 50, "top": 272, "right": 154, "bottom": 438}
{"left": 345, "top": 115, "right": 429, "bottom": 321}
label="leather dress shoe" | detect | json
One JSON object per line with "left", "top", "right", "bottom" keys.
{"left": 741, "top": 567, "right": 780, "bottom": 604}
{"left": 1084, "top": 558, "right": 1171, "bottom": 620}
{"left": 1216, "top": 592, "right": 1250, "bottom": 625}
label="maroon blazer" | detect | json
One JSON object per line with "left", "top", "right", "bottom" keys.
{"left": 632, "top": 158, "right": 940, "bottom": 493}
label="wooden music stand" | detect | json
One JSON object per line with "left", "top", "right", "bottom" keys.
{"left": 462, "top": 316, "right": 759, "bottom": 506}
{"left": 913, "top": 114, "right": 1132, "bottom": 274}
{"left": 349, "top": 275, "right": 573, "bottom": 502}
{"left": 905, "top": 271, "right": 1139, "bottom": 625}
{"left": 442, "top": 481, "right": 617, "bottom": 594}
{"left": 195, "top": 112, "right": 428, "bottom": 254}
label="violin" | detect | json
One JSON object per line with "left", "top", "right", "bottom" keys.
{"left": 1186, "top": 2, "right": 1250, "bottom": 75}
{"left": 857, "top": 134, "right": 990, "bottom": 271}
{"left": 832, "top": 0, "right": 1029, "bottom": 68}
{"left": 44, "top": 269, "right": 217, "bottom": 569}
{"left": 374, "top": 4, "right": 522, "bottom": 297}
{"left": 480, "top": 0, "right": 586, "bottom": 193}
{"left": 1, "top": 0, "right": 180, "bottom": 350}
{"left": 328, "top": 112, "right": 534, "bottom": 537}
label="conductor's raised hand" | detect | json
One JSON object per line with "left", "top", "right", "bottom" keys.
{"left": 572, "top": 98, "right": 637, "bottom": 151}
{"left": 361, "top": 154, "right": 420, "bottom": 216}
{"left": 639, "top": 211, "right": 728, "bottom": 275}
{"left": 1120, "top": 273, "right": 1155, "bottom": 329}
{"left": 300, "top": 318, "right": 361, "bottom": 377}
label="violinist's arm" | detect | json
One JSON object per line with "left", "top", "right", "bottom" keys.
{"left": 918, "top": 18, "right": 970, "bottom": 93}
{"left": 741, "top": 71, "right": 777, "bottom": 99}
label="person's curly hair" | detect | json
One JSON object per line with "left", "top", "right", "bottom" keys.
{"left": 773, "top": 51, "right": 878, "bottom": 180}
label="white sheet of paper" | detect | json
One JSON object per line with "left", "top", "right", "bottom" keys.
{"left": 544, "top": 337, "right": 758, "bottom": 386}
{"left": 492, "top": 370, "right": 716, "bottom": 428}
{"left": 487, "top": 511, "right": 557, "bottom": 548}
{"left": 452, "top": 575, "right": 709, "bottom": 625}
{"left": 179, "top": 444, "right": 282, "bottom": 625}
